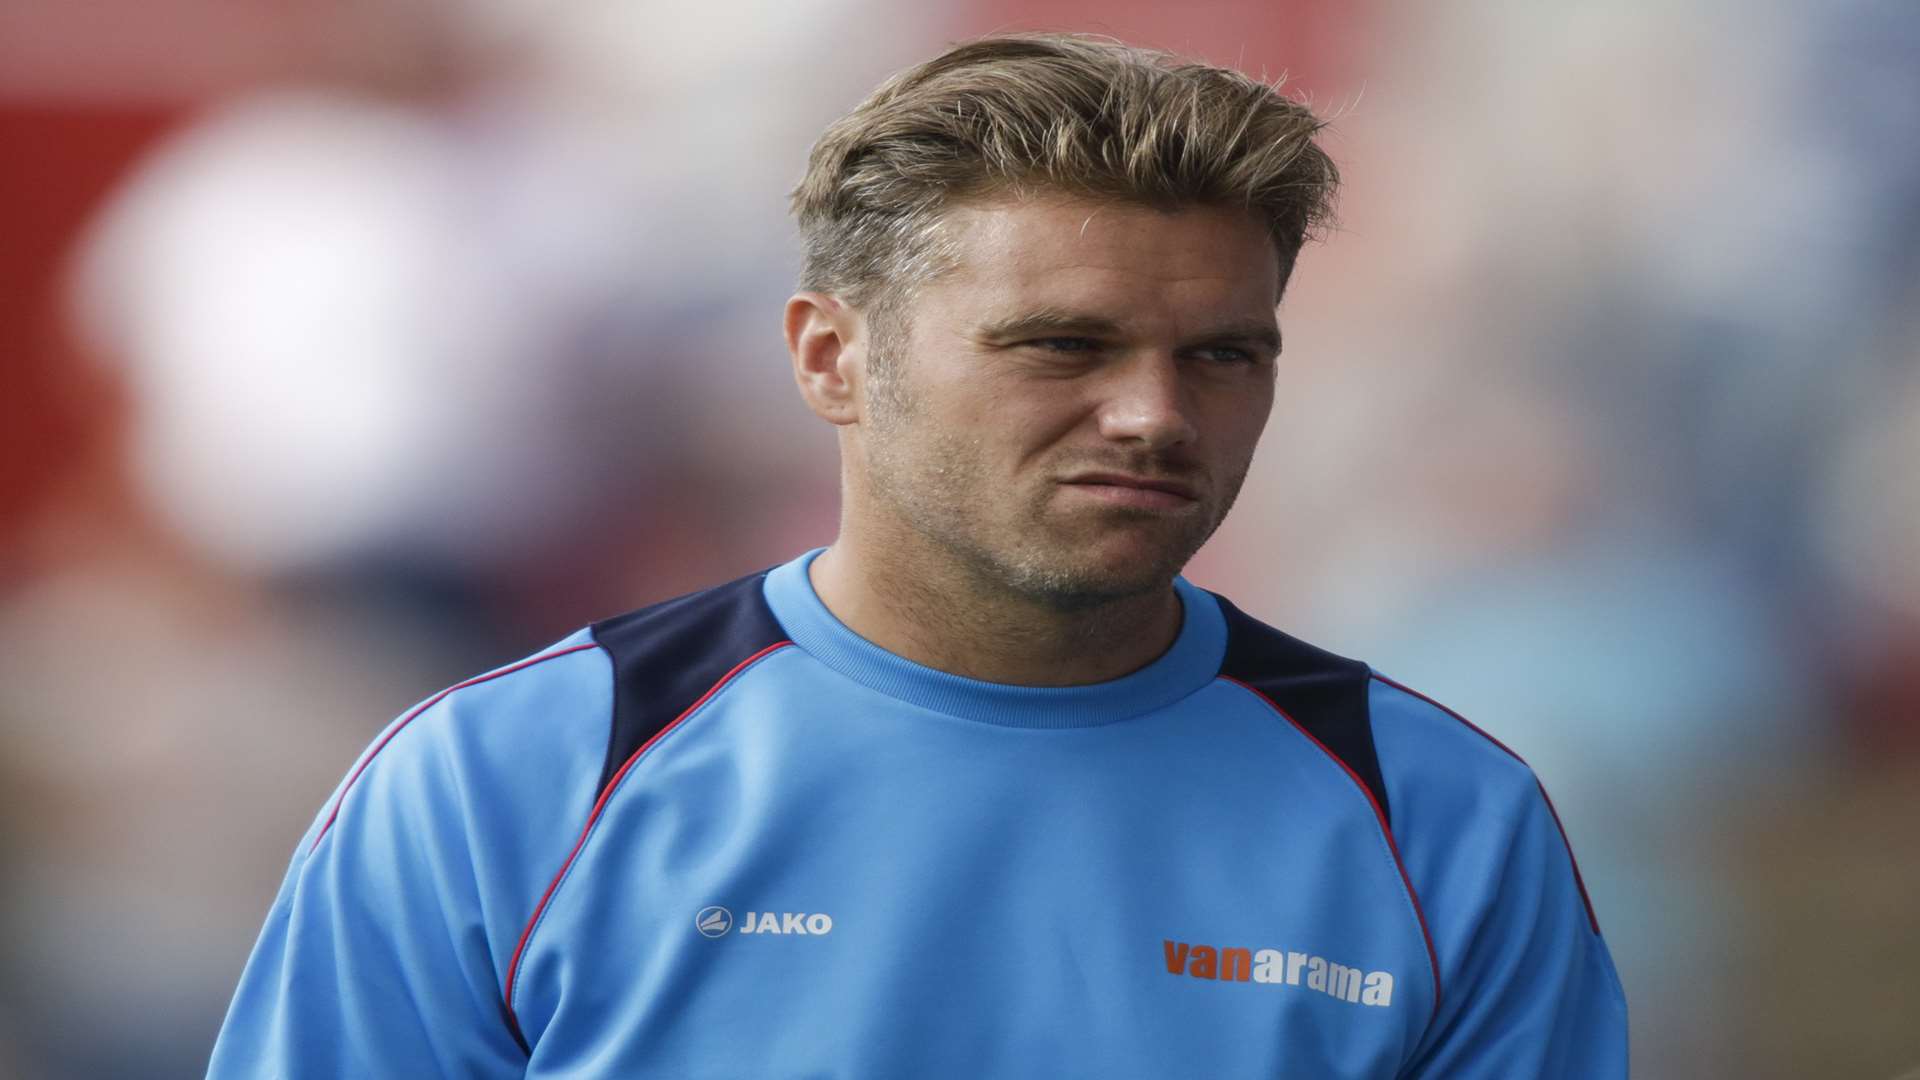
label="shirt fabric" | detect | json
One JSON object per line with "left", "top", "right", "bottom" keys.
{"left": 208, "top": 548, "right": 1628, "bottom": 1078}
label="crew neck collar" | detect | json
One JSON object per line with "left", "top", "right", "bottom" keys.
{"left": 761, "top": 547, "right": 1226, "bottom": 729}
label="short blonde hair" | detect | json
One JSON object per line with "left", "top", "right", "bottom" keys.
{"left": 791, "top": 33, "right": 1339, "bottom": 308}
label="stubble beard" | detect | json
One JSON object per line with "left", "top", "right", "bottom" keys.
{"left": 861, "top": 351, "right": 1245, "bottom": 614}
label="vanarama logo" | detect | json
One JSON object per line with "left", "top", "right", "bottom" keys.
{"left": 1162, "top": 939, "right": 1395, "bottom": 1007}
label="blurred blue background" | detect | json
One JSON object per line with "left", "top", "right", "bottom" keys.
{"left": 3, "top": 1, "right": 1917, "bottom": 1076}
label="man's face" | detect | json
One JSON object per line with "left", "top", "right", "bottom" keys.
{"left": 853, "top": 192, "right": 1284, "bottom": 608}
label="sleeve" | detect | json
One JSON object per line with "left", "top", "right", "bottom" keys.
{"left": 1368, "top": 678, "right": 1629, "bottom": 1079}
{"left": 206, "top": 636, "right": 610, "bottom": 1078}
{"left": 1395, "top": 782, "right": 1629, "bottom": 1078}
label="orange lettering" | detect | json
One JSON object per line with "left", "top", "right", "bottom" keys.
{"left": 1189, "top": 945, "right": 1218, "bottom": 980}
{"left": 1162, "top": 940, "right": 1190, "bottom": 975}
{"left": 1220, "top": 947, "right": 1252, "bottom": 982}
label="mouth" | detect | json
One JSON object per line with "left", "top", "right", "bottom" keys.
{"left": 1058, "top": 473, "right": 1201, "bottom": 510}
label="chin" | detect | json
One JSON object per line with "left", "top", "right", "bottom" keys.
{"left": 996, "top": 544, "right": 1191, "bottom": 609}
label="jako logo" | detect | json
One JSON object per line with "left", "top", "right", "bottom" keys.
{"left": 737, "top": 911, "right": 833, "bottom": 936}
{"left": 694, "top": 906, "right": 732, "bottom": 938}
{"left": 1163, "top": 939, "right": 1395, "bottom": 1007}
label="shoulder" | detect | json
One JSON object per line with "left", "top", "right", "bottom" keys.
{"left": 1207, "top": 592, "right": 1595, "bottom": 929}
{"left": 305, "top": 628, "right": 615, "bottom": 856}
{"left": 588, "top": 566, "right": 793, "bottom": 795}
{"left": 318, "top": 565, "right": 793, "bottom": 845}
{"left": 1366, "top": 674, "right": 1547, "bottom": 816}
{"left": 1365, "top": 672, "right": 1604, "bottom": 941}
{"left": 1208, "top": 589, "right": 1555, "bottom": 825}
{"left": 1209, "top": 592, "right": 1391, "bottom": 822}
{"left": 1365, "top": 672, "right": 1591, "bottom": 917}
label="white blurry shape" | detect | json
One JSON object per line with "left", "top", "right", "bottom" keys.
{"left": 462, "top": 0, "right": 944, "bottom": 492}
{"left": 485, "top": 0, "right": 892, "bottom": 97}
{"left": 75, "top": 90, "right": 647, "bottom": 575}
{"left": 72, "top": 0, "right": 945, "bottom": 579}
{"left": 470, "top": 0, "right": 940, "bottom": 293}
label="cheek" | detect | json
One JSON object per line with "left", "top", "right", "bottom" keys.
{"left": 1230, "top": 409, "right": 1274, "bottom": 452}
{"left": 1198, "top": 387, "right": 1273, "bottom": 445}
{"left": 957, "top": 385, "right": 1085, "bottom": 454}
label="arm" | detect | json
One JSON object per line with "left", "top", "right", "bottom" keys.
{"left": 1369, "top": 677, "right": 1628, "bottom": 1079}
{"left": 207, "top": 731, "right": 529, "bottom": 1078}
{"left": 208, "top": 636, "right": 609, "bottom": 1078}
{"left": 1396, "top": 779, "right": 1627, "bottom": 1077}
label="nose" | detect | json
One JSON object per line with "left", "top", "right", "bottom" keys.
{"left": 1094, "top": 353, "right": 1198, "bottom": 451}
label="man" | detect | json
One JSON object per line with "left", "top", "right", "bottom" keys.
{"left": 209, "top": 34, "right": 1627, "bottom": 1078}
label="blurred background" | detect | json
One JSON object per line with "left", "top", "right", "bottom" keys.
{"left": 2, "top": 0, "right": 1916, "bottom": 1075}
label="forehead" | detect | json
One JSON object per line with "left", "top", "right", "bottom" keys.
{"left": 915, "top": 193, "right": 1284, "bottom": 325}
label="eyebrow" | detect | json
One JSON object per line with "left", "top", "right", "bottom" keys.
{"left": 976, "top": 309, "right": 1282, "bottom": 352}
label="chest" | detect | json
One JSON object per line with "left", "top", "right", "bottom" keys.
{"left": 512, "top": 698, "right": 1432, "bottom": 1077}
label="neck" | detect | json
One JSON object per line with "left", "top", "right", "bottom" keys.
{"left": 807, "top": 530, "right": 1185, "bottom": 687}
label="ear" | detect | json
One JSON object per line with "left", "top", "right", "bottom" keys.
{"left": 786, "top": 291, "right": 865, "bottom": 427}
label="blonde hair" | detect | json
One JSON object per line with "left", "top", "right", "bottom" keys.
{"left": 791, "top": 33, "right": 1339, "bottom": 308}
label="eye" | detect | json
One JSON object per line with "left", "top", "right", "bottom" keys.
{"left": 1188, "top": 345, "right": 1260, "bottom": 365}
{"left": 1026, "top": 337, "right": 1101, "bottom": 354}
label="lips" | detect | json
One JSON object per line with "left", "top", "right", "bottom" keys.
{"left": 1061, "top": 472, "right": 1200, "bottom": 500}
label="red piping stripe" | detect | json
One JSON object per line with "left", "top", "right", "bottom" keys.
{"left": 1371, "top": 674, "right": 1602, "bottom": 936}
{"left": 502, "top": 640, "right": 794, "bottom": 1044}
{"left": 1220, "top": 675, "right": 1444, "bottom": 1019}
{"left": 309, "top": 642, "right": 600, "bottom": 856}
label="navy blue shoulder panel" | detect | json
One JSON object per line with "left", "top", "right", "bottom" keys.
{"left": 1211, "top": 593, "right": 1389, "bottom": 826}
{"left": 589, "top": 568, "right": 791, "bottom": 798}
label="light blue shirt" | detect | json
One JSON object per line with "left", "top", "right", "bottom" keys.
{"left": 209, "top": 549, "right": 1626, "bottom": 1077}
